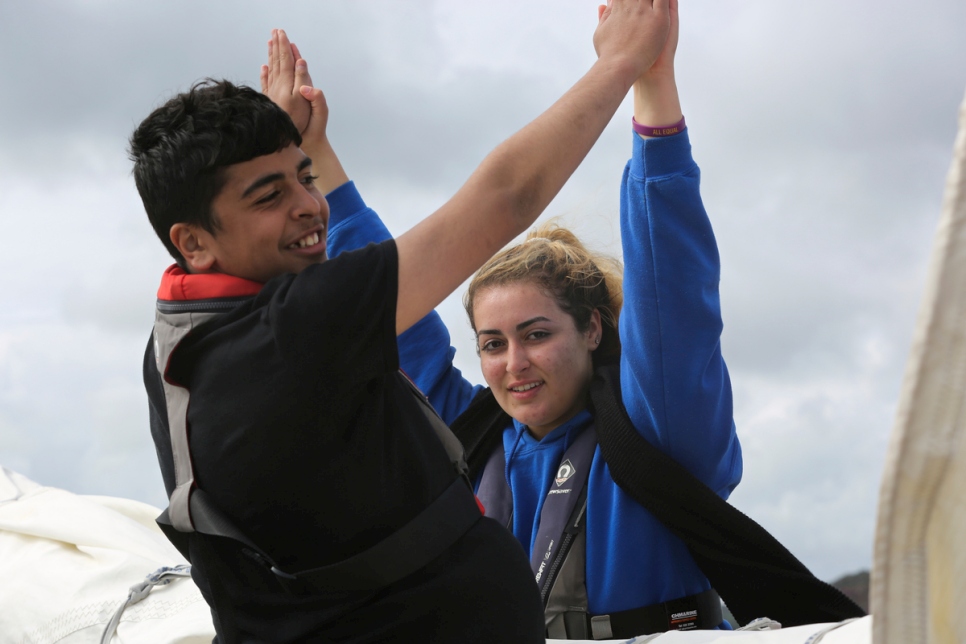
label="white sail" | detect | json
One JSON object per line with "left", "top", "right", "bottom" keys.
{"left": 871, "top": 86, "right": 966, "bottom": 644}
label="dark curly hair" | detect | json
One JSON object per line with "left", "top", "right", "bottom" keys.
{"left": 129, "top": 79, "right": 302, "bottom": 267}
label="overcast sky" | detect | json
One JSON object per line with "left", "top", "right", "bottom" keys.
{"left": 1, "top": 0, "right": 964, "bottom": 583}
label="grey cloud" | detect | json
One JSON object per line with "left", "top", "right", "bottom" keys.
{"left": 1, "top": 0, "right": 965, "bottom": 582}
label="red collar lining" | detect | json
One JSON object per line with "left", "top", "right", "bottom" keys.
{"left": 157, "top": 265, "right": 263, "bottom": 301}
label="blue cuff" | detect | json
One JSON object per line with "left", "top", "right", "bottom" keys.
{"left": 325, "top": 181, "right": 367, "bottom": 228}
{"left": 629, "top": 128, "right": 695, "bottom": 181}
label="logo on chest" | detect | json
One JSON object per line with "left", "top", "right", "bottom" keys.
{"left": 555, "top": 459, "right": 576, "bottom": 487}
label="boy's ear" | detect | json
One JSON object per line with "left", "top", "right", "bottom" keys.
{"left": 170, "top": 223, "right": 216, "bottom": 272}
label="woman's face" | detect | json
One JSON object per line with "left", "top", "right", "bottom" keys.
{"left": 473, "top": 281, "right": 601, "bottom": 440}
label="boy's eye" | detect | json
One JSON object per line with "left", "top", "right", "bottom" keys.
{"left": 254, "top": 190, "right": 280, "bottom": 205}
{"left": 301, "top": 174, "right": 319, "bottom": 186}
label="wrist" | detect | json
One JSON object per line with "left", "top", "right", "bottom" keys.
{"left": 632, "top": 115, "right": 685, "bottom": 138}
{"left": 632, "top": 75, "right": 682, "bottom": 135}
{"left": 594, "top": 53, "right": 648, "bottom": 95}
{"left": 298, "top": 135, "right": 331, "bottom": 158}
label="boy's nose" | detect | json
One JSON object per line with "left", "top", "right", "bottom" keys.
{"left": 292, "top": 186, "right": 323, "bottom": 219}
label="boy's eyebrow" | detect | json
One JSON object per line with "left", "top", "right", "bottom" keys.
{"left": 241, "top": 157, "right": 314, "bottom": 199}
{"left": 477, "top": 316, "right": 550, "bottom": 337}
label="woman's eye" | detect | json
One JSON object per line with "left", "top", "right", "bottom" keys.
{"left": 527, "top": 331, "right": 549, "bottom": 341}
{"left": 480, "top": 339, "right": 504, "bottom": 353}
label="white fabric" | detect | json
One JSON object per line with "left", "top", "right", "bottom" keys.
{"left": 551, "top": 616, "right": 871, "bottom": 643}
{"left": 0, "top": 464, "right": 875, "bottom": 643}
{"left": 0, "top": 467, "right": 215, "bottom": 643}
{"left": 871, "top": 86, "right": 966, "bottom": 644}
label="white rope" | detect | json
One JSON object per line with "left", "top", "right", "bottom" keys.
{"left": 99, "top": 565, "right": 192, "bottom": 644}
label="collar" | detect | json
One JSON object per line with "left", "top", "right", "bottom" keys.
{"left": 157, "top": 265, "right": 263, "bottom": 302}
{"left": 512, "top": 408, "right": 593, "bottom": 449}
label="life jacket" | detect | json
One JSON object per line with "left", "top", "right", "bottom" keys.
{"left": 473, "top": 418, "right": 722, "bottom": 639}
{"left": 150, "top": 270, "right": 480, "bottom": 596}
{"left": 450, "top": 359, "right": 865, "bottom": 638}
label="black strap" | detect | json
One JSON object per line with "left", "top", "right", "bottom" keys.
{"left": 530, "top": 427, "right": 596, "bottom": 599}
{"left": 570, "top": 588, "right": 723, "bottom": 639}
{"left": 589, "top": 361, "right": 865, "bottom": 627}
{"left": 449, "top": 387, "right": 510, "bottom": 480}
{"left": 539, "top": 485, "right": 588, "bottom": 607}
{"left": 158, "top": 487, "right": 278, "bottom": 569}
{"left": 272, "top": 477, "right": 481, "bottom": 594}
{"left": 158, "top": 476, "right": 481, "bottom": 595}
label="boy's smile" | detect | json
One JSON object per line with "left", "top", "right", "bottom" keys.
{"left": 178, "top": 144, "right": 329, "bottom": 283}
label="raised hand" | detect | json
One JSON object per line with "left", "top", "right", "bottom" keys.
{"left": 259, "top": 29, "right": 346, "bottom": 191}
{"left": 593, "top": 0, "right": 671, "bottom": 82}
{"left": 260, "top": 28, "right": 316, "bottom": 135}
{"left": 632, "top": 0, "right": 682, "bottom": 133}
{"left": 642, "top": 0, "right": 678, "bottom": 82}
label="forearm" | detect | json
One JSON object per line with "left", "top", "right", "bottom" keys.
{"left": 301, "top": 137, "right": 350, "bottom": 195}
{"left": 472, "top": 56, "right": 640, "bottom": 228}
{"left": 633, "top": 73, "right": 683, "bottom": 134}
{"left": 395, "top": 56, "right": 642, "bottom": 334}
{"left": 395, "top": 0, "right": 671, "bottom": 333}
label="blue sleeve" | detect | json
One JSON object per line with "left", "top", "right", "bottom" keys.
{"left": 326, "top": 181, "right": 393, "bottom": 255}
{"left": 618, "top": 130, "right": 742, "bottom": 496}
{"left": 325, "top": 181, "right": 481, "bottom": 423}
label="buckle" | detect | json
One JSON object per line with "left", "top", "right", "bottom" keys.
{"left": 590, "top": 615, "right": 613, "bottom": 640}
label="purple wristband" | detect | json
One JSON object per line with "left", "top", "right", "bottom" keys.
{"left": 632, "top": 116, "right": 686, "bottom": 137}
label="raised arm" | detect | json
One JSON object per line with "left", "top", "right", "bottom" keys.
{"left": 631, "top": 0, "right": 681, "bottom": 132}
{"left": 618, "top": 0, "right": 742, "bottom": 495}
{"left": 261, "top": 30, "right": 481, "bottom": 419}
{"left": 394, "top": 0, "right": 671, "bottom": 335}
{"left": 261, "top": 29, "right": 349, "bottom": 195}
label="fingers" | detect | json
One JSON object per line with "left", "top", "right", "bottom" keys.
{"left": 294, "top": 58, "right": 313, "bottom": 93}
{"left": 275, "top": 29, "right": 295, "bottom": 89}
{"left": 269, "top": 30, "right": 280, "bottom": 82}
{"left": 290, "top": 41, "right": 314, "bottom": 91}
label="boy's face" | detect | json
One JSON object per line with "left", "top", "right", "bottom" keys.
{"left": 189, "top": 144, "right": 329, "bottom": 283}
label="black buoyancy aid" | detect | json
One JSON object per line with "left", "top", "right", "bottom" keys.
{"left": 151, "top": 297, "right": 480, "bottom": 596}
{"left": 450, "top": 360, "right": 866, "bottom": 637}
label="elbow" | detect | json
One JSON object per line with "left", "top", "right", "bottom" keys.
{"left": 479, "top": 149, "right": 549, "bottom": 230}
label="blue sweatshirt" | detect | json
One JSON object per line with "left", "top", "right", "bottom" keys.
{"left": 325, "top": 129, "right": 742, "bottom": 617}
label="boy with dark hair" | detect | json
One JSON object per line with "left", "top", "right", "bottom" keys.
{"left": 132, "top": 80, "right": 303, "bottom": 269}
{"left": 133, "top": 5, "right": 671, "bottom": 642}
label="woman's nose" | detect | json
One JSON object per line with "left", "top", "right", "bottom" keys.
{"left": 505, "top": 343, "right": 530, "bottom": 374}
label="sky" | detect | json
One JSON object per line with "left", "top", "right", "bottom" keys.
{"left": 0, "top": 0, "right": 964, "bottom": 583}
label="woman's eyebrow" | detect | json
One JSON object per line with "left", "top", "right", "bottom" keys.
{"left": 516, "top": 316, "right": 550, "bottom": 331}
{"left": 477, "top": 316, "right": 551, "bottom": 338}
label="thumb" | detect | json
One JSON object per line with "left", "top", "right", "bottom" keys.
{"left": 299, "top": 85, "right": 329, "bottom": 139}
{"left": 299, "top": 85, "right": 326, "bottom": 112}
